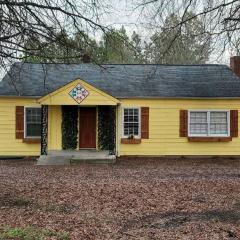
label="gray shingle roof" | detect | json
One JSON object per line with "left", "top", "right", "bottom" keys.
{"left": 0, "top": 62, "right": 240, "bottom": 98}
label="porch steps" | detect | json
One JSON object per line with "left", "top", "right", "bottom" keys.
{"left": 37, "top": 150, "right": 116, "bottom": 166}
{"left": 70, "top": 157, "right": 116, "bottom": 165}
{"left": 37, "top": 155, "right": 70, "bottom": 166}
{"left": 70, "top": 151, "right": 116, "bottom": 164}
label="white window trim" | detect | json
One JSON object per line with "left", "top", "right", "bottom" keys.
{"left": 188, "top": 110, "right": 230, "bottom": 137}
{"left": 122, "top": 107, "right": 141, "bottom": 139}
{"left": 24, "top": 106, "right": 42, "bottom": 138}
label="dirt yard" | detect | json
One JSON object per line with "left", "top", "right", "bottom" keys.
{"left": 1, "top": 158, "right": 240, "bottom": 239}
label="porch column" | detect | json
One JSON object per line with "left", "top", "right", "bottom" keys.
{"left": 41, "top": 105, "right": 48, "bottom": 155}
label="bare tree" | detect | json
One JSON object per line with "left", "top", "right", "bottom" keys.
{"left": 133, "top": 0, "right": 240, "bottom": 62}
{"left": 0, "top": 0, "right": 109, "bottom": 71}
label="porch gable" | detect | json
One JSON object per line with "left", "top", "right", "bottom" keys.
{"left": 38, "top": 79, "right": 120, "bottom": 105}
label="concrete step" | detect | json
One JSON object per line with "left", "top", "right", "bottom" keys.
{"left": 70, "top": 160, "right": 115, "bottom": 165}
{"left": 37, "top": 155, "right": 70, "bottom": 166}
{"left": 70, "top": 157, "right": 116, "bottom": 165}
{"left": 37, "top": 153, "right": 116, "bottom": 166}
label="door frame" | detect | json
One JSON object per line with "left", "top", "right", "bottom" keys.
{"left": 78, "top": 106, "right": 97, "bottom": 149}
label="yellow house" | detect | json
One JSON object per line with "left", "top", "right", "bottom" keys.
{"left": 1, "top": 57, "right": 240, "bottom": 162}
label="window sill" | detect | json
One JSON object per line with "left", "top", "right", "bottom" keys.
{"left": 188, "top": 137, "right": 232, "bottom": 142}
{"left": 22, "top": 138, "right": 41, "bottom": 144}
{"left": 121, "top": 138, "right": 141, "bottom": 144}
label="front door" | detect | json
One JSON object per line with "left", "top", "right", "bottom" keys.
{"left": 79, "top": 107, "right": 96, "bottom": 149}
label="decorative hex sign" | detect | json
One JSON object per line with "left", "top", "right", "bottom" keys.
{"left": 69, "top": 83, "right": 89, "bottom": 104}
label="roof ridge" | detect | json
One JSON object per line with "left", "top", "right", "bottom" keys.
{"left": 16, "top": 62, "right": 227, "bottom": 67}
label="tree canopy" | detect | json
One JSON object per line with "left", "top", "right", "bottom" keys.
{"left": 1, "top": 0, "right": 240, "bottom": 69}
{"left": 144, "top": 13, "right": 211, "bottom": 64}
{"left": 23, "top": 14, "right": 212, "bottom": 65}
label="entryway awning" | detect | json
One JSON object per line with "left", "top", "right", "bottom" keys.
{"left": 38, "top": 79, "right": 120, "bottom": 105}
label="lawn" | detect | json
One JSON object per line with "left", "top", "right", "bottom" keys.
{"left": 1, "top": 158, "right": 240, "bottom": 239}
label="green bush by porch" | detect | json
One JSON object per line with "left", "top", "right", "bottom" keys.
{"left": 98, "top": 106, "right": 116, "bottom": 153}
{"left": 62, "top": 106, "right": 78, "bottom": 150}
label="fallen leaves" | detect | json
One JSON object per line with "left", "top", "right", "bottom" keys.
{"left": 0, "top": 158, "right": 240, "bottom": 239}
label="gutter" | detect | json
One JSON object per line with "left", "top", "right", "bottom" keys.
{"left": 1, "top": 95, "right": 240, "bottom": 100}
{"left": 0, "top": 95, "right": 41, "bottom": 99}
{"left": 115, "top": 96, "right": 240, "bottom": 100}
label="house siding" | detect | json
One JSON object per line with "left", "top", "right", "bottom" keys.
{"left": 48, "top": 105, "right": 62, "bottom": 151}
{"left": 119, "top": 99, "right": 240, "bottom": 156}
{"left": 2, "top": 97, "right": 240, "bottom": 157}
{"left": 0, "top": 98, "right": 40, "bottom": 156}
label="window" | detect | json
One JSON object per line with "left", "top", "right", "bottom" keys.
{"left": 189, "top": 110, "right": 229, "bottom": 137}
{"left": 123, "top": 108, "right": 140, "bottom": 138}
{"left": 189, "top": 112, "right": 208, "bottom": 135}
{"left": 25, "top": 107, "right": 41, "bottom": 138}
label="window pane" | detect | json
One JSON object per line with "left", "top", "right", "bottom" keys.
{"left": 210, "top": 112, "right": 227, "bottom": 123}
{"left": 190, "top": 112, "right": 207, "bottom": 123}
{"left": 190, "top": 123, "right": 208, "bottom": 135}
{"left": 123, "top": 108, "right": 139, "bottom": 137}
{"left": 124, "top": 127, "right": 129, "bottom": 136}
{"left": 26, "top": 108, "right": 41, "bottom": 137}
{"left": 128, "top": 115, "right": 134, "bottom": 122}
{"left": 134, "top": 109, "right": 138, "bottom": 115}
{"left": 124, "top": 115, "right": 129, "bottom": 122}
{"left": 134, "top": 115, "right": 138, "bottom": 122}
{"left": 26, "top": 123, "right": 41, "bottom": 137}
{"left": 210, "top": 124, "right": 228, "bottom": 134}
{"left": 128, "top": 123, "right": 134, "bottom": 134}
{"left": 26, "top": 108, "right": 41, "bottom": 123}
{"left": 189, "top": 112, "right": 208, "bottom": 135}
{"left": 133, "top": 123, "right": 139, "bottom": 135}
{"left": 210, "top": 112, "right": 228, "bottom": 134}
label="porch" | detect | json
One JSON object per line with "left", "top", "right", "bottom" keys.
{"left": 37, "top": 79, "right": 120, "bottom": 165}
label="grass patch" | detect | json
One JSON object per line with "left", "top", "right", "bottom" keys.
{"left": 0, "top": 226, "right": 70, "bottom": 240}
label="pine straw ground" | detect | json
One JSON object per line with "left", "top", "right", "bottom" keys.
{"left": 1, "top": 158, "right": 240, "bottom": 239}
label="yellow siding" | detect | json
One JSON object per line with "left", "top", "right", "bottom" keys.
{"left": 0, "top": 97, "right": 40, "bottom": 156}
{"left": 48, "top": 105, "right": 62, "bottom": 150}
{"left": 119, "top": 99, "right": 240, "bottom": 156}
{"left": 2, "top": 96, "right": 240, "bottom": 157}
{"left": 39, "top": 79, "right": 119, "bottom": 105}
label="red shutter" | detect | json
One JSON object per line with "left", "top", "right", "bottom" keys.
{"left": 179, "top": 110, "right": 188, "bottom": 137}
{"left": 230, "top": 110, "right": 238, "bottom": 137}
{"left": 141, "top": 107, "right": 149, "bottom": 139}
{"left": 16, "top": 106, "right": 24, "bottom": 139}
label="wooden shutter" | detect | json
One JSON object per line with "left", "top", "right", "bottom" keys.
{"left": 179, "top": 110, "right": 188, "bottom": 137}
{"left": 141, "top": 107, "right": 149, "bottom": 139}
{"left": 230, "top": 110, "right": 238, "bottom": 137}
{"left": 16, "top": 106, "right": 24, "bottom": 139}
